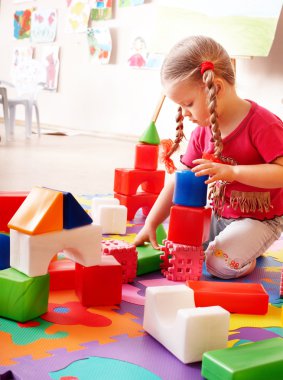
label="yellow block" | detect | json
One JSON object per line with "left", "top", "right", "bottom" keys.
{"left": 8, "top": 187, "right": 63, "bottom": 235}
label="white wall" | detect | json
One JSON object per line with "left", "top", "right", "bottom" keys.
{"left": 0, "top": 1, "right": 282, "bottom": 140}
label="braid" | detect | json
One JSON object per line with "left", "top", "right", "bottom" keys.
{"left": 202, "top": 70, "right": 223, "bottom": 158}
{"left": 167, "top": 106, "right": 185, "bottom": 157}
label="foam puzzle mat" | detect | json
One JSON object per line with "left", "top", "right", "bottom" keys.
{"left": 0, "top": 194, "right": 283, "bottom": 380}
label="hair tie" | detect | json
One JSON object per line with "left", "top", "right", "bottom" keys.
{"left": 200, "top": 61, "right": 214, "bottom": 75}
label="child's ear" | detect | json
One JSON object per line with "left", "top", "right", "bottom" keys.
{"left": 215, "top": 79, "right": 224, "bottom": 95}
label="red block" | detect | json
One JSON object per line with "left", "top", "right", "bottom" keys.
{"left": 0, "top": 191, "right": 29, "bottom": 232}
{"left": 168, "top": 205, "right": 211, "bottom": 246}
{"left": 48, "top": 258, "right": 75, "bottom": 291}
{"left": 114, "top": 168, "right": 165, "bottom": 195}
{"left": 134, "top": 143, "right": 159, "bottom": 171}
{"left": 187, "top": 280, "right": 269, "bottom": 315}
{"left": 75, "top": 256, "right": 122, "bottom": 307}
{"left": 114, "top": 192, "right": 158, "bottom": 221}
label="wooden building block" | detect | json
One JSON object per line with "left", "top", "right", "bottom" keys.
{"left": 202, "top": 337, "right": 283, "bottom": 380}
{"left": 187, "top": 280, "right": 269, "bottom": 315}
{"left": 0, "top": 268, "right": 49, "bottom": 322}
{"left": 8, "top": 187, "right": 63, "bottom": 235}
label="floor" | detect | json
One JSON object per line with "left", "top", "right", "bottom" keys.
{"left": 0, "top": 125, "right": 137, "bottom": 196}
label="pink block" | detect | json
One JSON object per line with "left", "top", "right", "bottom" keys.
{"left": 161, "top": 240, "right": 204, "bottom": 282}
{"left": 102, "top": 239, "right": 137, "bottom": 283}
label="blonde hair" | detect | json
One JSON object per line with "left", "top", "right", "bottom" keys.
{"left": 161, "top": 35, "right": 235, "bottom": 159}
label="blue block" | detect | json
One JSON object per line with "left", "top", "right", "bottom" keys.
{"left": 0, "top": 233, "right": 10, "bottom": 270}
{"left": 63, "top": 192, "right": 93, "bottom": 229}
{"left": 173, "top": 170, "right": 208, "bottom": 207}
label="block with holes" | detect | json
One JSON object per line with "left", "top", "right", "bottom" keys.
{"left": 75, "top": 255, "right": 122, "bottom": 307}
{"left": 161, "top": 240, "right": 204, "bottom": 281}
{"left": 134, "top": 143, "right": 159, "bottom": 171}
{"left": 168, "top": 205, "right": 211, "bottom": 246}
{"left": 102, "top": 239, "right": 137, "bottom": 283}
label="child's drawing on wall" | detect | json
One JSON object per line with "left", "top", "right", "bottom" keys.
{"left": 118, "top": 0, "right": 144, "bottom": 7}
{"left": 31, "top": 9, "right": 57, "bottom": 43}
{"left": 87, "top": 26, "right": 112, "bottom": 64}
{"left": 90, "top": 0, "right": 113, "bottom": 21}
{"left": 128, "top": 36, "right": 147, "bottom": 68}
{"left": 14, "top": 9, "right": 32, "bottom": 39}
{"left": 12, "top": 45, "right": 34, "bottom": 68}
{"left": 40, "top": 45, "right": 60, "bottom": 91}
{"left": 66, "top": 0, "right": 90, "bottom": 33}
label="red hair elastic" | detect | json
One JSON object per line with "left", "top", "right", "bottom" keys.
{"left": 200, "top": 61, "right": 214, "bottom": 75}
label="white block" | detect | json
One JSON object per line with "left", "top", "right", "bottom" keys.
{"left": 96, "top": 205, "right": 127, "bottom": 234}
{"left": 91, "top": 197, "right": 119, "bottom": 220}
{"left": 10, "top": 224, "right": 102, "bottom": 277}
{"left": 143, "top": 285, "right": 230, "bottom": 364}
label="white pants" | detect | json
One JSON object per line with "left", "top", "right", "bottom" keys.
{"left": 205, "top": 214, "right": 283, "bottom": 279}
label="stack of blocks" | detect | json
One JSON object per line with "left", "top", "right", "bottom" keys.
{"left": 0, "top": 187, "right": 123, "bottom": 322}
{"left": 161, "top": 170, "right": 211, "bottom": 281}
{"left": 114, "top": 122, "right": 165, "bottom": 220}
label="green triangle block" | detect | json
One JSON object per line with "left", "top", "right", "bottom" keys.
{"left": 139, "top": 121, "right": 160, "bottom": 145}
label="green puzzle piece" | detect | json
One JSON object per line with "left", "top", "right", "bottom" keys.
{"left": 0, "top": 268, "right": 50, "bottom": 322}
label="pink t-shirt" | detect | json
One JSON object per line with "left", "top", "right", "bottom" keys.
{"left": 181, "top": 101, "right": 283, "bottom": 220}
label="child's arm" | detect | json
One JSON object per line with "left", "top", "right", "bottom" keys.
{"left": 192, "top": 156, "right": 283, "bottom": 188}
{"left": 133, "top": 176, "right": 175, "bottom": 249}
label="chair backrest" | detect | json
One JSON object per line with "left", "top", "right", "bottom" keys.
{"left": 11, "top": 58, "right": 46, "bottom": 101}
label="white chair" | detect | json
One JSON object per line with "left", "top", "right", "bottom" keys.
{"left": 0, "top": 59, "right": 46, "bottom": 139}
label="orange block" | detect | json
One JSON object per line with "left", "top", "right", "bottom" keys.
{"left": 8, "top": 187, "right": 63, "bottom": 235}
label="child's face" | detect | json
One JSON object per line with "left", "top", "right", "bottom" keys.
{"left": 164, "top": 79, "right": 210, "bottom": 127}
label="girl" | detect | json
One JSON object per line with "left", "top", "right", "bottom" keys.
{"left": 134, "top": 35, "right": 283, "bottom": 279}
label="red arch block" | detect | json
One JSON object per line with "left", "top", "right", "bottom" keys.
{"left": 114, "top": 168, "right": 165, "bottom": 195}
{"left": 114, "top": 192, "right": 158, "bottom": 221}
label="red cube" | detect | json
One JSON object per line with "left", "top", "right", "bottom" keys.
{"left": 168, "top": 205, "right": 211, "bottom": 246}
{"left": 75, "top": 256, "right": 122, "bottom": 307}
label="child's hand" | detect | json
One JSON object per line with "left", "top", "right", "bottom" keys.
{"left": 192, "top": 158, "right": 236, "bottom": 184}
{"left": 133, "top": 225, "right": 160, "bottom": 250}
